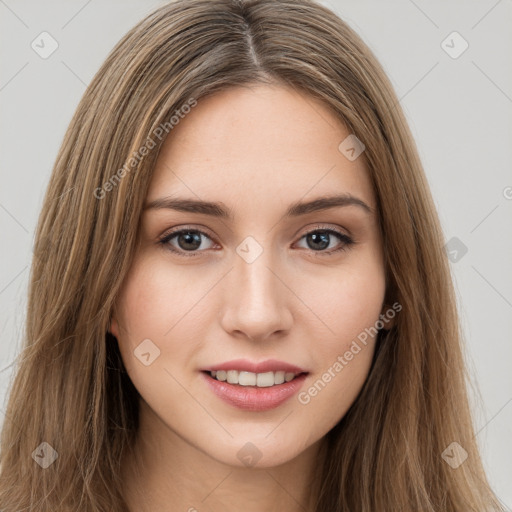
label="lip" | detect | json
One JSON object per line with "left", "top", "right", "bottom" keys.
{"left": 201, "top": 371, "right": 308, "bottom": 412}
{"left": 201, "top": 358, "right": 308, "bottom": 374}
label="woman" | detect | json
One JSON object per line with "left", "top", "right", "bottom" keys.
{"left": 0, "top": 0, "right": 505, "bottom": 510}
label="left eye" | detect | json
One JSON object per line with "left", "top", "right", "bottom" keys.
{"left": 295, "top": 229, "right": 353, "bottom": 254}
{"left": 158, "top": 227, "right": 353, "bottom": 257}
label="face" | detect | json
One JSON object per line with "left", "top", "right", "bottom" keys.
{"left": 111, "top": 83, "right": 388, "bottom": 468}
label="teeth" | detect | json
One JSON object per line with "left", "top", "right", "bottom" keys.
{"left": 227, "top": 370, "right": 238, "bottom": 384}
{"left": 209, "top": 369, "right": 299, "bottom": 387}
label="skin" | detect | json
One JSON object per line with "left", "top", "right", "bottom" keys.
{"left": 110, "top": 83, "right": 392, "bottom": 511}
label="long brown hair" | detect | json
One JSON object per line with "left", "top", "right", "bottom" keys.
{"left": 0, "top": 0, "right": 505, "bottom": 510}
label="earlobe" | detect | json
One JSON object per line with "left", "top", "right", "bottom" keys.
{"left": 380, "top": 304, "right": 397, "bottom": 330}
{"left": 109, "top": 316, "right": 119, "bottom": 338}
{"left": 108, "top": 303, "right": 121, "bottom": 338}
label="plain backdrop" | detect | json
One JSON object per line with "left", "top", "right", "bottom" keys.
{"left": 1, "top": 0, "right": 511, "bottom": 507}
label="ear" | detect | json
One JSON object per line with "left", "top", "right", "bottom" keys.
{"left": 108, "top": 311, "right": 120, "bottom": 338}
{"left": 379, "top": 303, "right": 398, "bottom": 330}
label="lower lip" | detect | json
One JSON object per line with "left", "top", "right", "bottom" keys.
{"left": 201, "top": 371, "right": 308, "bottom": 412}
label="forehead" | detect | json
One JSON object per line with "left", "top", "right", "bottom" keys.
{"left": 146, "top": 84, "right": 374, "bottom": 212}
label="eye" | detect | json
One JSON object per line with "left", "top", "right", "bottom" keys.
{"left": 158, "top": 224, "right": 354, "bottom": 258}
{"left": 158, "top": 227, "right": 217, "bottom": 257}
{"left": 294, "top": 225, "right": 354, "bottom": 255}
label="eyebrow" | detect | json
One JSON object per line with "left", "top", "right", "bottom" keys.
{"left": 143, "top": 193, "right": 373, "bottom": 219}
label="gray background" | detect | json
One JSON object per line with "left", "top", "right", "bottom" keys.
{"left": 1, "top": 0, "right": 511, "bottom": 506}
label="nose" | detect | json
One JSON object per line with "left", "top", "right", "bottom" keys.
{"left": 219, "top": 246, "right": 294, "bottom": 342}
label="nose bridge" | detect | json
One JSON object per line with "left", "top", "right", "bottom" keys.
{"left": 239, "top": 252, "right": 278, "bottom": 305}
{"left": 221, "top": 237, "right": 292, "bottom": 339}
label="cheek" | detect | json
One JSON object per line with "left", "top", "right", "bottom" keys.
{"left": 112, "top": 257, "right": 204, "bottom": 372}
{"left": 299, "top": 254, "right": 386, "bottom": 355}
{"left": 293, "top": 254, "right": 385, "bottom": 420}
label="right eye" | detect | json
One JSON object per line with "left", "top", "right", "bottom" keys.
{"left": 158, "top": 228, "right": 217, "bottom": 257}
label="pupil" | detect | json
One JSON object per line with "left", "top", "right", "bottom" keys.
{"left": 178, "top": 231, "right": 201, "bottom": 251}
{"left": 308, "top": 232, "right": 329, "bottom": 250}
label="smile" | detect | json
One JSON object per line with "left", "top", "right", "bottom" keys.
{"left": 201, "top": 370, "right": 309, "bottom": 411}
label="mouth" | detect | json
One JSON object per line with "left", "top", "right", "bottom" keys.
{"left": 200, "top": 369, "right": 309, "bottom": 411}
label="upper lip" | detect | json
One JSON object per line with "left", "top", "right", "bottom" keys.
{"left": 201, "top": 358, "right": 308, "bottom": 374}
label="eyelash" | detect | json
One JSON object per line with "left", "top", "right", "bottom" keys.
{"left": 157, "top": 224, "right": 355, "bottom": 258}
